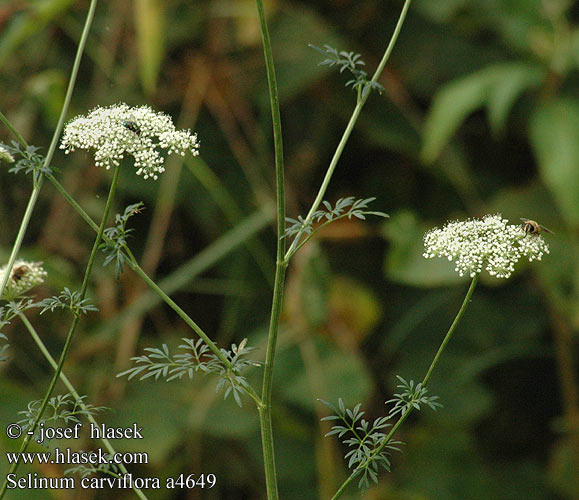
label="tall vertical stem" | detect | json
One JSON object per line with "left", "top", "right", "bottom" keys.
{"left": 0, "top": 0, "right": 99, "bottom": 300}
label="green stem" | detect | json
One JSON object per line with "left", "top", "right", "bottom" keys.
{"left": 48, "top": 173, "right": 221, "bottom": 362}
{"left": 285, "top": 0, "right": 413, "bottom": 261}
{"left": 330, "top": 274, "right": 479, "bottom": 500}
{"left": 17, "top": 312, "right": 148, "bottom": 500}
{"left": 254, "top": 0, "right": 285, "bottom": 498}
{"left": 0, "top": 0, "right": 98, "bottom": 301}
{"left": 0, "top": 186, "right": 43, "bottom": 300}
{"left": 421, "top": 274, "right": 479, "bottom": 386}
{"left": 259, "top": 260, "right": 287, "bottom": 500}
{"left": 0, "top": 110, "right": 27, "bottom": 147}
{"left": 49, "top": 172, "right": 264, "bottom": 402}
{"left": 129, "top": 261, "right": 231, "bottom": 367}
{"left": 0, "top": 163, "right": 120, "bottom": 498}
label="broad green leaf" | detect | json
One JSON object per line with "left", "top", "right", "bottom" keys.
{"left": 530, "top": 98, "right": 579, "bottom": 227}
{"left": 358, "top": 98, "right": 421, "bottom": 156}
{"left": 421, "top": 69, "right": 495, "bottom": 163}
{"left": 487, "top": 64, "right": 544, "bottom": 135}
{"left": 196, "top": 393, "right": 259, "bottom": 439}
{"left": 108, "top": 382, "right": 185, "bottom": 463}
{"left": 422, "top": 63, "right": 545, "bottom": 162}
{"left": 549, "top": 438, "right": 579, "bottom": 499}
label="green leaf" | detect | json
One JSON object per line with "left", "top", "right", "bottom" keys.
{"left": 259, "top": 4, "right": 345, "bottom": 104}
{"left": 530, "top": 98, "right": 579, "bottom": 227}
{"left": 487, "top": 63, "right": 544, "bottom": 135}
{"left": 422, "top": 63, "right": 545, "bottom": 162}
{"left": 422, "top": 70, "right": 494, "bottom": 163}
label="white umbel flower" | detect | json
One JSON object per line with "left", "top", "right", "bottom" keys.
{"left": 60, "top": 103, "right": 199, "bottom": 180}
{"left": 423, "top": 214, "right": 550, "bottom": 279}
{"left": 1, "top": 260, "right": 47, "bottom": 300}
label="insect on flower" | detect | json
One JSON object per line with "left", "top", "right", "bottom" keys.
{"left": 520, "top": 218, "right": 554, "bottom": 236}
{"left": 122, "top": 120, "right": 141, "bottom": 136}
{"left": 11, "top": 265, "right": 30, "bottom": 282}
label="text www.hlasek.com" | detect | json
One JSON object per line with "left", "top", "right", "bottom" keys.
{"left": 6, "top": 448, "right": 148, "bottom": 466}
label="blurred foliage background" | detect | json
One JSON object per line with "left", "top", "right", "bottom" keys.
{"left": 0, "top": 0, "right": 578, "bottom": 499}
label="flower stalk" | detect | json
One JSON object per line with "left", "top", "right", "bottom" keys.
{"left": 16, "top": 312, "right": 148, "bottom": 500}
{"left": 254, "top": 0, "right": 286, "bottom": 497}
{"left": 285, "top": 0, "right": 413, "bottom": 261}
{"left": 331, "top": 274, "right": 479, "bottom": 500}
{"left": 0, "top": 0, "right": 98, "bottom": 302}
{"left": 0, "top": 162, "right": 121, "bottom": 498}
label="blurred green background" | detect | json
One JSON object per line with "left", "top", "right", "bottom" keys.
{"left": 0, "top": 0, "right": 578, "bottom": 499}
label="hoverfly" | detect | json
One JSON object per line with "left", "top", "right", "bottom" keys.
{"left": 11, "top": 265, "right": 29, "bottom": 282}
{"left": 122, "top": 120, "right": 141, "bottom": 136}
{"left": 520, "top": 218, "right": 554, "bottom": 236}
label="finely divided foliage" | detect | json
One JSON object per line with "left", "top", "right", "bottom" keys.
{"left": 1, "top": 141, "right": 51, "bottom": 178}
{"left": 320, "top": 398, "right": 400, "bottom": 490}
{"left": 101, "top": 202, "right": 144, "bottom": 278}
{"left": 284, "top": 197, "right": 388, "bottom": 241}
{"left": 66, "top": 460, "right": 121, "bottom": 480}
{"left": 36, "top": 288, "right": 99, "bottom": 317}
{"left": 310, "top": 45, "right": 385, "bottom": 96}
{"left": 118, "top": 338, "right": 261, "bottom": 407}
{"left": 0, "top": 333, "right": 8, "bottom": 362}
{"left": 385, "top": 375, "right": 442, "bottom": 417}
{"left": 321, "top": 376, "right": 441, "bottom": 490}
{"left": 60, "top": 103, "right": 199, "bottom": 180}
{"left": 18, "top": 393, "right": 107, "bottom": 446}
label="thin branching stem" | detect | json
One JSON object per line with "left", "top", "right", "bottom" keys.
{"left": 48, "top": 172, "right": 263, "bottom": 403}
{"left": 0, "top": 160, "right": 119, "bottom": 498}
{"left": 16, "top": 312, "right": 148, "bottom": 500}
{"left": 284, "top": 0, "right": 413, "bottom": 261}
{"left": 330, "top": 274, "right": 479, "bottom": 500}
{"left": 48, "top": 173, "right": 264, "bottom": 397}
{"left": 254, "top": 0, "right": 286, "bottom": 498}
{"left": 0, "top": 0, "right": 98, "bottom": 301}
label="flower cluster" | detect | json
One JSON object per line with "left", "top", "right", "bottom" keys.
{"left": 60, "top": 103, "right": 199, "bottom": 180}
{"left": 1, "top": 260, "right": 47, "bottom": 300}
{"left": 423, "top": 214, "right": 550, "bottom": 279}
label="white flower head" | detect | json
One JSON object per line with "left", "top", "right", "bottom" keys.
{"left": 0, "top": 144, "right": 15, "bottom": 163}
{"left": 1, "top": 260, "right": 47, "bottom": 300}
{"left": 59, "top": 103, "right": 199, "bottom": 180}
{"left": 423, "top": 214, "right": 550, "bottom": 279}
